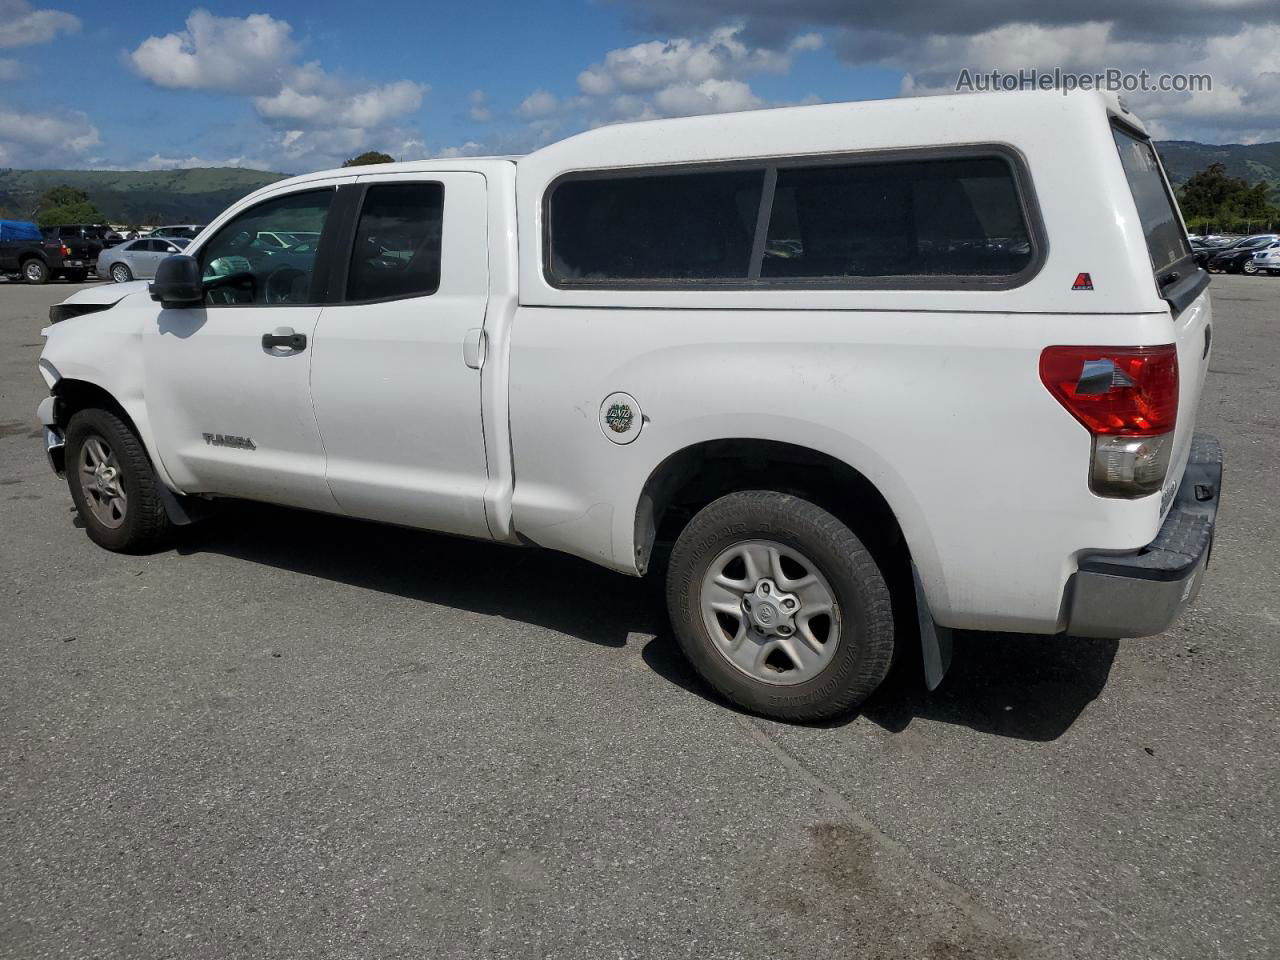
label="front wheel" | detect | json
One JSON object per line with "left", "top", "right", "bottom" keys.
{"left": 110, "top": 262, "right": 132, "bottom": 283}
{"left": 1243, "top": 261, "right": 1259, "bottom": 275}
{"left": 666, "top": 491, "right": 895, "bottom": 722}
{"left": 65, "top": 408, "right": 174, "bottom": 552}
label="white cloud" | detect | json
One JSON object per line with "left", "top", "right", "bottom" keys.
{"left": 516, "top": 24, "right": 822, "bottom": 131}
{"left": 0, "top": 106, "right": 97, "bottom": 166}
{"left": 0, "top": 57, "right": 19, "bottom": 80}
{"left": 135, "top": 153, "right": 252, "bottom": 171}
{"left": 518, "top": 89, "right": 559, "bottom": 118}
{"left": 436, "top": 140, "right": 486, "bottom": 158}
{"left": 128, "top": 10, "right": 429, "bottom": 171}
{"left": 576, "top": 26, "right": 795, "bottom": 98}
{"left": 254, "top": 76, "right": 425, "bottom": 130}
{"left": 468, "top": 89, "right": 491, "bottom": 122}
{"left": 653, "top": 77, "right": 762, "bottom": 115}
{"left": 887, "top": 20, "right": 1280, "bottom": 142}
{"left": 0, "top": 0, "right": 78, "bottom": 49}
{"left": 129, "top": 10, "right": 295, "bottom": 94}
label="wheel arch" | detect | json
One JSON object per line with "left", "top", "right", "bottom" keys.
{"left": 631, "top": 437, "right": 938, "bottom": 611}
{"left": 50, "top": 377, "right": 179, "bottom": 492}
{"left": 634, "top": 436, "right": 954, "bottom": 684}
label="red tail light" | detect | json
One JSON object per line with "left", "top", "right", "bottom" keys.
{"left": 60, "top": 244, "right": 71, "bottom": 257}
{"left": 1039, "top": 345, "right": 1178, "bottom": 437}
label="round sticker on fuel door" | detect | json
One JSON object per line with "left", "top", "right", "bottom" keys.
{"left": 599, "top": 392, "right": 642, "bottom": 444}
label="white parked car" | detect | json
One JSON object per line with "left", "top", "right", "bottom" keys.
{"left": 95, "top": 236, "right": 190, "bottom": 283}
{"left": 1245, "top": 241, "right": 1280, "bottom": 275}
{"left": 35, "top": 90, "right": 1220, "bottom": 721}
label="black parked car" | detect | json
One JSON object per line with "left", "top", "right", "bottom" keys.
{"left": 0, "top": 219, "right": 94, "bottom": 283}
{"left": 1205, "top": 234, "right": 1280, "bottom": 273}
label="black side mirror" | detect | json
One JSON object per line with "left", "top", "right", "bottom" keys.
{"left": 148, "top": 255, "right": 203, "bottom": 307}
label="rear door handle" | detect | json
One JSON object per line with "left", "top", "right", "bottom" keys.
{"left": 262, "top": 328, "right": 306, "bottom": 351}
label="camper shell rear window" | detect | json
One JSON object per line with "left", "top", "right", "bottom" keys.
{"left": 1111, "top": 124, "right": 1193, "bottom": 278}
{"left": 543, "top": 146, "right": 1044, "bottom": 290}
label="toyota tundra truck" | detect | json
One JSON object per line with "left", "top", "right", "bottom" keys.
{"left": 35, "top": 90, "right": 1221, "bottom": 721}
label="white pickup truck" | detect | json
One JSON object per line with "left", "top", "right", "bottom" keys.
{"left": 37, "top": 90, "right": 1221, "bottom": 721}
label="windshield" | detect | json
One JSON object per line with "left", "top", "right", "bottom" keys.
{"left": 1112, "top": 126, "right": 1191, "bottom": 276}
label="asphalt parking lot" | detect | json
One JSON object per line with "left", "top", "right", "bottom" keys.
{"left": 1, "top": 276, "right": 1277, "bottom": 960}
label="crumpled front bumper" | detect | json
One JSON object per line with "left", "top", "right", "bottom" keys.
{"left": 37, "top": 395, "right": 65, "bottom": 477}
{"left": 1063, "top": 433, "right": 1222, "bottom": 639}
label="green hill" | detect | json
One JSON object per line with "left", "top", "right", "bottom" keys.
{"left": 0, "top": 167, "right": 287, "bottom": 225}
{"left": 0, "top": 140, "right": 1276, "bottom": 225}
{"left": 1155, "top": 140, "right": 1280, "bottom": 200}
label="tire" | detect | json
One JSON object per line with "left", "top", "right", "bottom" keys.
{"left": 65, "top": 408, "right": 174, "bottom": 553}
{"left": 110, "top": 262, "right": 132, "bottom": 283}
{"left": 63, "top": 269, "right": 88, "bottom": 283}
{"left": 666, "top": 490, "right": 895, "bottom": 722}
{"left": 22, "top": 258, "right": 50, "bottom": 284}
{"left": 1243, "top": 261, "right": 1259, "bottom": 275}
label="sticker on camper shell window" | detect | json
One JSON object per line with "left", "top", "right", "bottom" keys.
{"left": 600, "top": 392, "right": 642, "bottom": 445}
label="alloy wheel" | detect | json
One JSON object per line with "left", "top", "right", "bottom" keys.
{"left": 699, "top": 539, "right": 841, "bottom": 685}
{"left": 78, "top": 435, "right": 127, "bottom": 528}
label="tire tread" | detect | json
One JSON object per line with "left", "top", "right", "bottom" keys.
{"left": 666, "top": 490, "right": 895, "bottom": 722}
{"left": 66, "top": 408, "right": 174, "bottom": 553}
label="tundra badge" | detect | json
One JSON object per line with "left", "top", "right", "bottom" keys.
{"left": 202, "top": 433, "right": 257, "bottom": 450}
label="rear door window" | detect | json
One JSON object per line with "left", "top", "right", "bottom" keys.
{"left": 346, "top": 182, "right": 445, "bottom": 302}
{"left": 1112, "top": 126, "right": 1192, "bottom": 276}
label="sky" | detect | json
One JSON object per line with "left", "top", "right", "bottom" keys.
{"left": 0, "top": 0, "right": 1278, "bottom": 173}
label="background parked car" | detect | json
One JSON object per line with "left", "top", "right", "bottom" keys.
{"left": 150, "top": 224, "right": 206, "bottom": 240}
{"left": 41, "top": 223, "right": 114, "bottom": 263}
{"left": 0, "top": 219, "right": 93, "bottom": 283}
{"left": 1240, "top": 240, "right": 1280, "bottom": 274}
{"left": 1248, "top": 244, "right": 1280, "bottom": 275}
{"left": 1190, "top": 238, "right": 1214, "bottom": 268}
{"left": 1206, "top": 234, "right": 1280, "bottom": 273}
{"left": 96, "top": 236, "right": 190, "bottom": 282}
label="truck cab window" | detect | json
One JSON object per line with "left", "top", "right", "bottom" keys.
{"left": 346, "top": 182, "right": 444, "bottom": 302}
{"left": 197, "top": 190, "right": 333, "bottom": 306}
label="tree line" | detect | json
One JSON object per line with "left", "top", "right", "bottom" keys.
{"left": 1175, "top": 162, "right": 1278, "bottom": 235}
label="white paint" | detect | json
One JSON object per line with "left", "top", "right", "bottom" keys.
{"left": 38, "top": 89, "right": 1211, "bottom": 635}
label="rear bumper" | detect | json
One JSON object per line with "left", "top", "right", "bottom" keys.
{"left": 1063, "top": 433, "right": 1222, "bottom": 639}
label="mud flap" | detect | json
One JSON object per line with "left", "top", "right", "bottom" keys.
{"left": 155, "top": 480, "right": 213, "bottom": 526}
{"left": 913, "top": 565, "right": 953, "bottom": 691}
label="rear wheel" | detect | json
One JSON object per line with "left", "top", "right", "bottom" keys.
{"left": 22, "top": 258, "right": 50, "bottom": 284}
{"left": 666, "top": 490, "right": 895, "bottom": 722}
{"left": 110, "top": 262, "right": 132, "bottom": 283}
{"left": 1243, "top": 261, "right": 1259, "bottom": 275}
{"left": 65, "top": 408, "right": 174, "bottom": 552}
